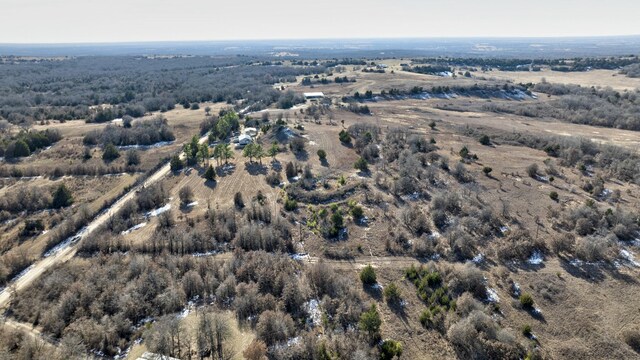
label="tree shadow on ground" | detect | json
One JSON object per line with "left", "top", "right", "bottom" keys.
{"left": 216, "top": 163, "right": 236, "bottom": 177}
{"left": 294, "top": 150, "right": 309, "bottom": 161}
{"left": 204, "top": 179, "right": 217, "bottom": 189}
{"left": 244, "top": 162, "right": 268, "bottom": 175}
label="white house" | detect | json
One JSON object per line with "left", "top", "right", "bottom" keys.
{"left": 243, "top": 127, "right": 258, "bottom": 137}
{"left": 304, "top": 92, "right": 325, "bottom": 100}
{"left": 238, "top": 134, "right": 253, "bottom": 146}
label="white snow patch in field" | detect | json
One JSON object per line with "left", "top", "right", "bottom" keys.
{"left": 305, "top": 299, "right": 322, "bottom": 327}
{"left": 499, "top": 226, "right": 509, "bottom": 234}
{"left": 471, "top": 253, "right": 485, "bottom": 264}
{"left": 192, "top": 251, "right": 218, "bottom": 257}
{"left": 512, "top": 282, "right": 521, "bottom": 297}
{"left": 121, "top": 222, "right": 147, "bottom": 235}
{"left": 146, "top": 204, "right": 171, "bottom": 218}
{"left": 528, "top": 250, "right": 544, "bottom": 265}
{"left": 620, "top": 249, "right": 640, "bottom": 267}
{"left": 486, "top": 288, "right": 500, "bottom": 303}
{"left": 186, "top": 201, "right": 198, "bottom": 208}
{"left": 290, "top": 253, "right": 309, "bottom": 261}
{"left": 117, "top": 141, "right": 173, "bottom": 150}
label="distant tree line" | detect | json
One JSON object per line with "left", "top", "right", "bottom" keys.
{"left": 410, "top": 56, "right": 640, "bottom": 72}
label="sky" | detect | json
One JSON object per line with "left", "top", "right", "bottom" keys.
{"left": 1, "top": 0, "right": 639, "bottom": 43}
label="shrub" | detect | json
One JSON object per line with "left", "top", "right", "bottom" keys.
{"left": 380, "top": 339, "right": 403, "bottom": 360}
{"left": 360, "top": 264, "right": 377, "bottom": 285}
{"left": 384, "top": 282, "right": 402, "bottom": 305}
{"left": 622, "top": 328, "right": 640, "bottom": 353}
{"left": 285, "top": 161, "right": 297, "bottom": 178}
{"left": 522, "top": 324, "right": 532, "bottom": 337}
{"left": 317, "top": 149, "right": 327, "bottom": 161}
{"left": 170, "top": 155, "right": 184, "bottom": 171}
{"left": 479, "top": 134, "right": 491, "bottom": 146}
{"left": 284, "top": 197, "right": 297, "bottom": 211}
{"left": 483, "top": 166, "right": 492, "bottom": 176}
{"left": 243, "top": 340, "right": 268, "bottom": 360}
{"left": 351, "top": 205, "right": 364, "bottom": 219}
{"left": 419, "top": 310, "right": 432, "bottom": 328}
{"left": 549, "top": 191, "right": 559, "bottom": 201}
{"left": 358, "top": 304, "right": 381, "bottom": 337}
{"left": 102, "top": 143, "right": 120, "bottom": 162}
{"left": 265, "top": 171, "right": 281, "bottom": 186}
{"left": 429, "top": 121, "right": 436, "bottom": 129}
{"left": 234, "top": 192, "right": 245, "bottom": 209}
{"left": 339, "top": 130, "right": 351, "bottom": 144}
{"left": 22, "top": 219, "right": 45, "bottom": 237}
{"left": 459, "top": 146, "right": 469, "bottom": 159}
{"left": 12, "top": 139, "right": 31, "bottom": 158}
{"left": 289, "top": 137, "right": 305, "bottom": 153}
{"left": 354, "top": 157, "right": 368, "bottom": 172}
{"left": 527, "top": 163, "right": 539, "bottom": 178}
{"left": 256, "top": 311, "right": 295, "bottom": 346}
{"left": 51, "top": 184, "right": 73, "bottom": 209}
{"left": 452, "top": 162, "right": 472, "bottom": 183}
{"left": 190, "top": 103, "right": 200, "bottom": 110}
{"left": 126, "top": 149, "right": 140, "bottom": 166}
{"left": 179, "top": 186, "right": 194, "bottom": 206}
{"left": 204, "top": 164, "right": 216, "bottom": 181}
{"left": 519, "top": 293, "right": 534, "bottom": 309}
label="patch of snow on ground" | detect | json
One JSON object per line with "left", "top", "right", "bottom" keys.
{"left": 401, "top": 192, "right": 420, "bottom": 201}
{"left": 146, "top": 204, "right": 171, "bottom": 218}
{"left": 290, "top": 253, "right": 310, "bottom": 261}
{"left": 500, "top": 226, "right": 509, "bottom": 234}
{"left": 512, "top": 282, "right": 521, "bottom": 297}
{"left": 486, "top": 288, "right": 500, "bottom": 303}
{"left": 121, "top": 222, "right": 147, "bottom": 235}
{"left": 192, "top": 251, "right": 218, "bottom": 257}
{"left": 118, "top": 141, "right": 173, "bottom": 150}
{"left": 10, "top": 265, "right": 34, "bottom": 282}
{"left": 528, "top": 250, "right": 544, "bottom": 265}
{"left": 186, "top": 201, "right": 198, "bottom": 208}
{"left": 620, "top": 249, "right": 640, "bottom": 267}
{"left": 372, "top": 283, "right": 383, "bottom": 291}
{"left": 44, "top": 226, "right": 88, "bottom": 257}
{"left": 305, "top": 299, "right": 322, "bottom": 327}
{"left": 471, "top": 253, "right": 485, "bottom": 264}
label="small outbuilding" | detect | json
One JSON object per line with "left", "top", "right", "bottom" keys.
{"left": 304, "top": 92, "right": 325, "bottom": 100}
{"left": 238, "top": 134, "right": 253, "bottom": 146}
{"left": 243, "top": 127, "right": 258, "bottom": 137}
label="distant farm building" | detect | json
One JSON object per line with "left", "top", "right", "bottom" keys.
{"left": 304, "top": 92, "right": 325, "bottom": 100}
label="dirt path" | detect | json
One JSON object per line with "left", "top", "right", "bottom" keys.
{"left": 0, "top": 134, "right": 210, "bottom": 311}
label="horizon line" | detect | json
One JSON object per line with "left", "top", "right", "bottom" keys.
{"left": 2, "top": 34, "right": 640, "bottom": 46}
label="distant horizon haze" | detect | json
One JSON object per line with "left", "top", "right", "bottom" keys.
{"left": 1, "top": 0, "right": 639, "bottom": 43}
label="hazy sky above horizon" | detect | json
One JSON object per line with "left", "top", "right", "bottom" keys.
{"left": 1, "top": 0, "right": 638, "bottom": 43}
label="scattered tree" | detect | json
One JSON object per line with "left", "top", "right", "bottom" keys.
{"left": 360, "top": 264, "right": 377, "bottom": 285}
{"left": 102, "top": 143, "right": 120, "bottom": 162}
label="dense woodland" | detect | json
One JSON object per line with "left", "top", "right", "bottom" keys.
{"left": 0, "top": 56, "right": 323, "bottom": 126}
